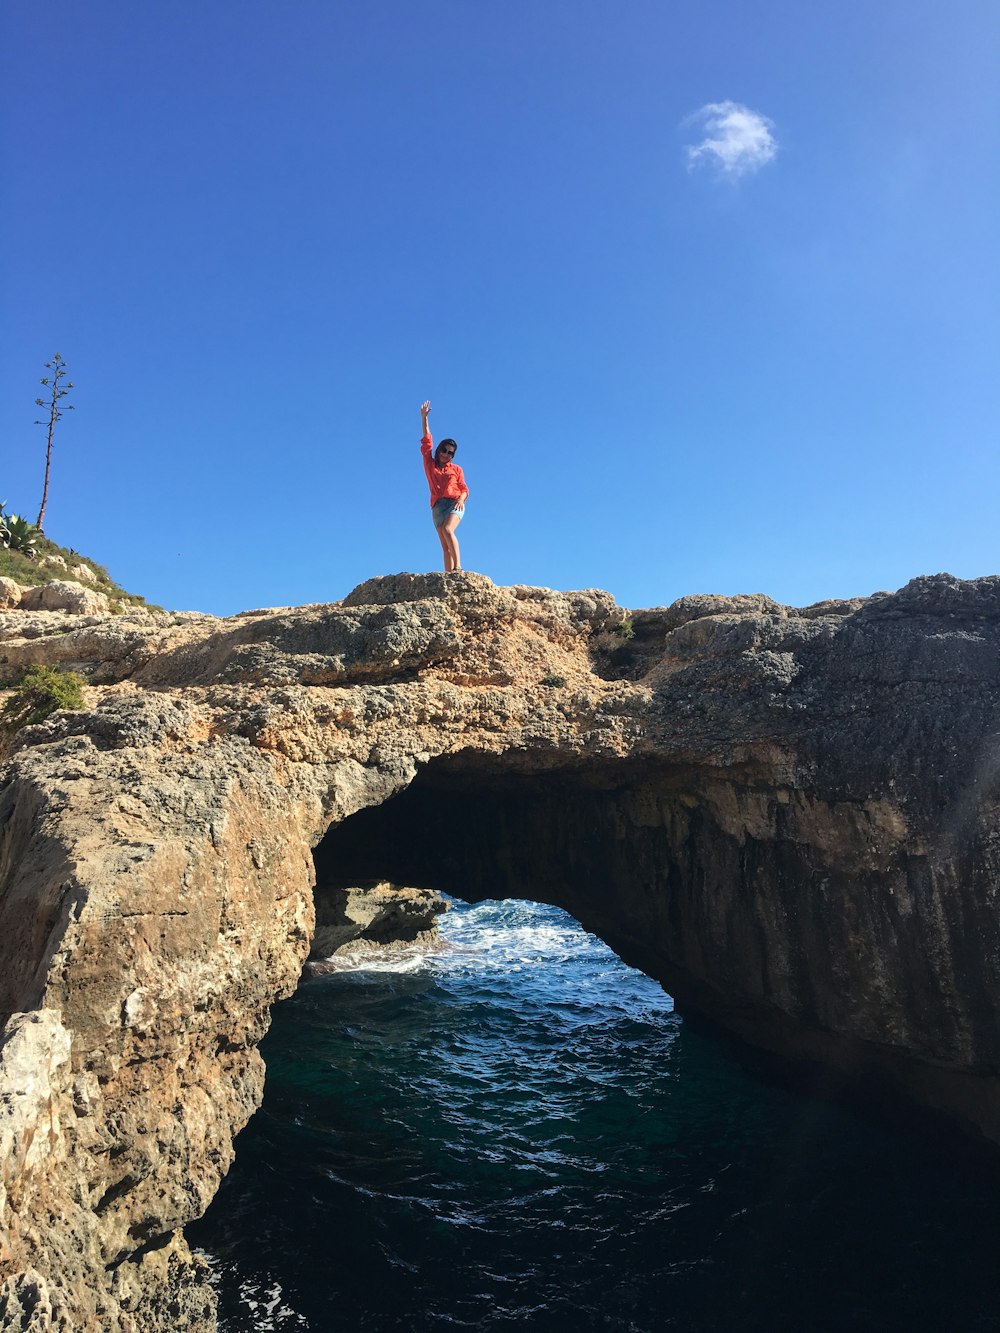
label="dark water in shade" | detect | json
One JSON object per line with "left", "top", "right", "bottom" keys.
{"left": 189, "top": 899, "right": 1000, "bottom": 1332}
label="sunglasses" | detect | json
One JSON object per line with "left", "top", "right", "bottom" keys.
{"left": 439, "top": 447, "right": 456, "bottom": 456}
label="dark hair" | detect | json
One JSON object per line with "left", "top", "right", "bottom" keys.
{"left": 435, "top": 438, "right": 458, "bottom": 463}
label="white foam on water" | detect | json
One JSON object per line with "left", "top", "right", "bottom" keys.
{"left": 232, "top": 1276, "right": 309, "bottom": 1330}
{"left": 306, "top": 901, "right": 591, "bottom": 978}
{"left": 306, "top": 900, "right": 647, "bottom": 1009}
{"left": 310, "top": 945, "right": 441, "bottom": 975}
{"left": 199, "top": 1254, "right": 310, "bottom": 1331}
{"left": 437, "top": 902, "right": 600, "bottom": 970}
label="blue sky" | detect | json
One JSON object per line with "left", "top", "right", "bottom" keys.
{"left": 2, "top": 1, "right": 997, "bottom": 615}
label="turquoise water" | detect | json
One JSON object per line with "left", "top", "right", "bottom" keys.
{"left": 190, "top": 899, "right": 1000, "bottom": 1331}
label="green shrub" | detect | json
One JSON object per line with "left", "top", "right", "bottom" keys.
{"left": 589, "top": 618, "right": 641, "bottom": 682}
{"left": 590, "top": 631, "right": 623, "bottom": 655}
{"left": 1, "top": 665, "right": 85, "bottom": 746}
{"left": 540, "top": 674, "right": 567, "bottom": 688}
{"left": 590, "top": 618, "right": 635, "bottom": 658}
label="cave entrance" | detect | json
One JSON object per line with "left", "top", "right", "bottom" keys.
{"left": 195, "top": 815, "right": 692, "bottom": 1333}
{"left": 197, "top": 759, "right": 1000, "bottom": 1333}
{"left": 311, "top": 752, "right": 686, "bottom": 989}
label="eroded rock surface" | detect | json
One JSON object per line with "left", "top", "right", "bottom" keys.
{"left": 2, "top": 568, "right": 1000, "bottom": 1329}
{"left": 310, "top": 881, "right": 449, "bottom": 958}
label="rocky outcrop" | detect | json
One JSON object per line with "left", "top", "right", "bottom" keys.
{"left": 310, "top": 881, "right": 449, "bottom": 958}
{"left": 20, "top": 580, "right": 110, "bottom": 616}
{"left": 2, "top": 569, "right": 1000, "bottom": 1328}
{"left": 0, "top": 576, "right": 110, "bottom": 615}
{"left": 0, "top": 579, "right": 23, "bottom": 611}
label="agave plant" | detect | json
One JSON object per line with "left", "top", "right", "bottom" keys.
{"left": 0, "top": 501, "right": 9, "bottom": 548}
{"left": 1, "top": 511, "right": 39, "bottom": 556}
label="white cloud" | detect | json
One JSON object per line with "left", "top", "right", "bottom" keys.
{"left": 684, "top": 101, "right": 778, "bottom": 179}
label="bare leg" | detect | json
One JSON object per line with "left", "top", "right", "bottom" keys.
{"left": 441, "top": 513, "right": 462, "bottom": 571}
{"left": 435, "top": 523, "right": 454, "bottom": 572}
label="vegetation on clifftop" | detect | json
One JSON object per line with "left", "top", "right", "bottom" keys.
{"left": 0, "top": 523, "right": 154, "bottom": 611}
{"left": 3, "top": 356, "right": 157, "bottom": 611}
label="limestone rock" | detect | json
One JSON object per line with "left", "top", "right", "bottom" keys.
{"left": 658, "top": 590, "right": 790, "bottom": 630}
{"left": 68, "top": 562, "right": 99, "bottom": 584}
{"left": 0, "top": 577, "right": 24, "bottom": 610}
{"left": 311, "top": 881, "right": 450, "bottom": 957}
{"left": 20, "top": 580, "right": 110, "bottom": 616}
{"left": 2, "top": 568, "right": 1000, "bottom": 1329}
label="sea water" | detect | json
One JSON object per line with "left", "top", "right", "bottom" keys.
{"left": 189, "top": 899, "right": 1000, "bottom": 1331}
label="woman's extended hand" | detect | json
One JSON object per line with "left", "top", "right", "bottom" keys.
{"left": 420, "top": 400, "right": 431, "bottom": 419}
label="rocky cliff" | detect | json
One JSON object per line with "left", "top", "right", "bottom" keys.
{"left": 1, "top": 570, "right": 999, "bottom": 1330}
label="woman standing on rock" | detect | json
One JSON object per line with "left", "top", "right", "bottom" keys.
{"left": 420, "top": 400, "right": 468, "bottom": 573}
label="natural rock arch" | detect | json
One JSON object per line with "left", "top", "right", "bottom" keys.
{"left": 2, "top": 569, "right": 1000, "bottom": 1331}
{"left": 313, "top": 756, "right": 664, "bottom": 947}
{"left": 313, "top": 747, "right": 1000, "bottom": 1124}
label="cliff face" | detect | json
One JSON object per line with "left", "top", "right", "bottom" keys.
{"left": 1, "top": 570, "right": 999, "bottom": 1329}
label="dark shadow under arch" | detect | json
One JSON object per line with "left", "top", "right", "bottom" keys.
{"left": 312, "top": 753, "right": 709, "bottom": 1001}
{"left": 310, "top": 753, "right": 1000, "bottom": 1155}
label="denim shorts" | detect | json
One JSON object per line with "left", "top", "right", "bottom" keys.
{"left": 432, "top": 497, "right": 465, "bottom": 528}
